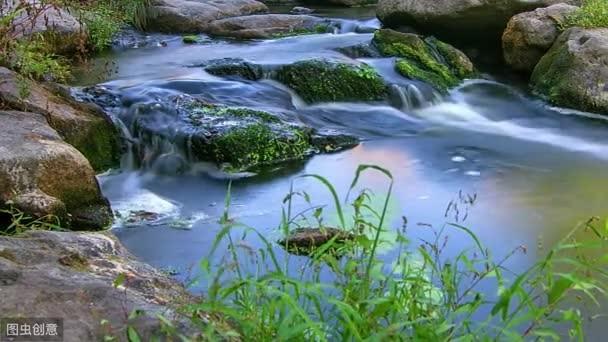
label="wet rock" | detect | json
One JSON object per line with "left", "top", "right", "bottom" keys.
{"left": 275, "top": 59, "right": 387, "bottom": 103}
{"left": 126, "top": 96, "right": 358, "bottom": 172}
{"left": 503, "top": 4, "right": 579, "bottom": 72}
{"left": 147, "top": 0, "right": 268, "bottom": 33}
{"left": 278, "top": 227, "right": 356, "bottom": 256}
{"left": 290, "top": 6, "right": 315, "bottom": 15}
{"left": 0, "top": 68, "right": 121, "bottom": 171}
{"left": 0, "top": 230, "right": 197, "bottom": 340}
{"left": 372, "top": 29, "right": 475, "bottom": 92}
{"left": 1, "top": 0, "right": 87, "bottom": 55}
{"left": 123, "top": 210, "right": 163, "bottom": 226}
{"left": 182, "top": 35, "right": 200, "bottom": 44}
{"left": 203, "top": 58, "right": 264, "bottom": 80}
{"left": 0, "top": 111, "right": 112, "bottom": 230}
{"left": 531, "top": 28, "right": 608, "bottom": 115}
{"left": 206, "top": 14, "right": 333, "bottom": 39}
{"left": 335, "top": 43, "right": 382, "bottom": 58}
{"left": 376, "top": 0, "right": 579, "bottom": 42}
{"left": 111, "top": 28, "right": 175, "bottom": 50}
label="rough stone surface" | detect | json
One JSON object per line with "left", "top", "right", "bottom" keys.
{"left": 531, "top": 28, "right": 608, "bottom": 115}
{"left": 0, "top": 110, "right": 112, "bottom": 229}
{"left": 503, "top": 4, "right": 579, "bottom": 72}
{"left": 147, "top": 0, "right": 268, "bottom": 33}
{"left": 203, "top": 58, "right": 265, "bottom": 80}
{"left": 206, "top": 14, "right": 331, "bottom": 39}
{"left": 0, "top": 230, "right": 196, "bottom": 340}
{"left": 0, "top": 67, "right": 121, "bottom": 171}
{"left": 376, "top": 0, "right": 581, "bottom": 42}
{"left": 0, "top": 0, "right": 87, "bottom": 54}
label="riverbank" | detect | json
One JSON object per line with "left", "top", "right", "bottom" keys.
{"left": 1, "top": 0, "right": 608, "bottom": 339}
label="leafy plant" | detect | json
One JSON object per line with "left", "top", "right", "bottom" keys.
{"left": 175, "top": 165, "right": 608, "bottom": 340}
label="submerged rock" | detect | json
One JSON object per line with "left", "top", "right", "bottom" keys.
{"left": 275, "top": 59, "right": 387, "bottom": 103}
{"left": 531, "top": 28, "right": 608, "bottom": 115}
{"left": 203, "top": 58, "right": 264, "bottom": 80}
{"left": 372, "top": 29, "right": 475, "bottom": 92}
{"left": 0, "top": 68, "right": 121, "bottom": 171}
{"left": 335, "top": 43, "right": 382, "bottom": 58}
{"left": 0, "top": 230, "right": 196, "bottom": 340}
{"left": 278, "top": 227, "right": 356, "bottom": 256}
{"left": 147, "top": 0, "right": 268, "bottom": 33}
{"left": 0, "top": 111, "right": 112, "bottom": 230}
{"left": 376, "top": 0, "right": 576, "bottom": 42}
{"left": 126, "top": 96, "right": 358, "bottom": 172}
{"left": 206, "top": 14, "right": 333, "bottom": 39}
{"left": 290, "top": 6, "right": 315, "bottom": 15}
{"left": 502, "top": 4, "right": 579, "bottom": 72}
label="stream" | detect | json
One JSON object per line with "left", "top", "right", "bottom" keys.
{"left": 74, "top": 6, "right": 608, "bottom": 336}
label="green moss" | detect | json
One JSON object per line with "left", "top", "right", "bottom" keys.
{"left": 188, "top": 103, "right": 280, "bottom": 124}
{"left": 373, "top": 29, "right": 474, "bottom": 92}
{"left": 275, "top": 60, "right": 387, "bottom": 103}
{"left": 562, "top": 0, "right": 608, "bottom": 29}
{"left": 197, "top": 124, "right": 311, "bottom": 172}
{"left": 63, "top": 117, "right": 121, "bottom": 172}
{"left": 182, "top": 35, "right": 199, "bottom": 44}
{"left": 58, "top": 252, "right": 90, "bottom": 272}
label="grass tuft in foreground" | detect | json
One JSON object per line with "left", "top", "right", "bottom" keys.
{"left": 168, "top": 165, "right": 608, "bottom": 341}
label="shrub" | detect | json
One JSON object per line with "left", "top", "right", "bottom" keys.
{"left": 563, "top": 0, "right": 608, "bottom": 29}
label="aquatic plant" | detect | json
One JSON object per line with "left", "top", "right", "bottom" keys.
{"left": 165, "top": 165, "right": 608, "bottom": 340}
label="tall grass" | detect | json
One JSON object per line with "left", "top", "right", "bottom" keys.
{"left": 172, "top": 165, "right": 608, "bottom": 341}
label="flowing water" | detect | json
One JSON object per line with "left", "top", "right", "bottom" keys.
{"left": 74, "top": 6, "right": 608, "bottom": 335}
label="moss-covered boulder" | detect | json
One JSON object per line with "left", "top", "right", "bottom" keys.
{"left": 372, "top": 29, "right": 475, "bottom": 92}
{"left": 275, "top": 59, "right": 387, "bottom": 103}
{"left": 0, "top": 68, "right": 121, "bottom": 171}
{"left": 531, "top": 28, "right": 608, "bottom": 114}
{"left": 0, "top": 110, "right": 112, "bottom": 230}
{"left": 128, "top": 96, "right": 358, "bottom": 172}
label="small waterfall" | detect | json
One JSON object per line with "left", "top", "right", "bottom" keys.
{"left": 388, "top": 83, "right": 437, "bottom": 111}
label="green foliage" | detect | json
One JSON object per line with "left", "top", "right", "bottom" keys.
{"left": 563, "top": 0, "right": 608, "bottom": 29}
{"left": 0, "top": 205, "right": 63, "bottom": 236}
{"left": 74, "top": 0, "right": 151, "bottom": 51}
{"left": 275, "top": 60, "right": 387, "bottom": 103}
{"left": 167, "top": 166, "right": 608, "bottom": 340}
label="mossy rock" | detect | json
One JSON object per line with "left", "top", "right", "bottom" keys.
{"left": 278, "top": 227, "right": 357, "bottom": 256}
{"left": 182, "top": 35, "right": 199, "bottom": 44}
{"left": 275, "top": 59, "right": 387, "bottom": 103}
{"left": 129, "top": 96, "right": 358, "bottom": 173}
{"left": 372, "top": 29, "right": 475, "bottom": 92}
{"left": 531, "top": 28, "right": 608, "bottom": 114}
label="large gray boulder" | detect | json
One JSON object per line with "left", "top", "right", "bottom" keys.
{"left": 0, "top": 0, "right": 87, "bottom": 54}
{"left": 0, "top": 230, "right": 196, "bottom": 340}
{"left": 206, "top": 14, "right": 331, "bottom": 39}
{"left": 146, "top": 0, "right": 268, "bottom": 33}
{"left": 0, "top": 67, "right": 121, "bottom": 171}
{"left": 0, "top": 110, "right": 112, "bottom": 230}
{"left": 376, "top": 0, "right": 581, "bottom": 42}
{"left": 503, "top": 4, "right": 579, "bottom": 72}
{"left": 531, "top": 28, "right": 608, "bottom": 115}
